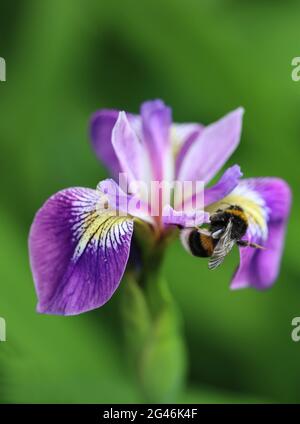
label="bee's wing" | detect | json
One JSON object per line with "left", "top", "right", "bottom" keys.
{"left": 208, "top": 220, "right": 235, "bottom": 270}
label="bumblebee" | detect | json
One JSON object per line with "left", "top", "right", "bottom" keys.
{"left": 182, "top": 205, "right": 264, "bottom": 270}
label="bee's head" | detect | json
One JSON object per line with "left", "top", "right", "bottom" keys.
{"left": 209, "top": 211, "right": 227, "bottom": 224}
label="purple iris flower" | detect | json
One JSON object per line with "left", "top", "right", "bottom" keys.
{"left": 28, "top": 100, "right": 291, "bottom": 315}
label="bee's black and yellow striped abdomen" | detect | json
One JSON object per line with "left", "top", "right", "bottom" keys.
{"left": 188, "top": 230, "right": 217, "bottom": 257}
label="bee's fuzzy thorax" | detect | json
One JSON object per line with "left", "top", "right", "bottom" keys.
{"left": 224, "top": 206, "right": 248, "bottom": 224}
{"left": 210, "top": 205, "right": 248, "bottom": 241}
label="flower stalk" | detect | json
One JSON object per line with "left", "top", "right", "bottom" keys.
{"left": 121, "top": 233, "right": 186, "bottom": 403}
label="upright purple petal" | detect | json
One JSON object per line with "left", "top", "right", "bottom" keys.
{"left": 29, "top": 187, "right": 134, "bottom": 315}
{"left": 230, "top": 178, "right": 291, "bottom": 290}
{"left": 141, "top": 100, "right": 172, "bottom": 181}
{"left": 90, "top": 110, "right": 120, "bottom": 177}
{"left": 90, "top": 109, "right": 142, "bottom": 178}
{"left": 111, "top": 112, "right": 145, "bottom": 183}
{"left": 172, "top": 123, "right": 203, "bottom": 177}
{"left": 177, "top": 108, "right": 244, "bottom": 184}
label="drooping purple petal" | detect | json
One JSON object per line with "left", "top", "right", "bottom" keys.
{"left": 204, "top": 165, "right": 243, "bottom": 206}
{"left": 177, "top": 108, "right": 244, "bottom": 184}
{"left": 141, "top": 100, "right": 172, "bottom": 181}
{"left": 241, "top": 178, "right": 291, "bottom": 221}
{"left": 230, "top": 178, "right": 291, "bottom": 290}
{"left": 29, "top": 187, "right": 134, "bottom": 315}
{"left": 231, "top": 220, "right": 287, "bottom": 290}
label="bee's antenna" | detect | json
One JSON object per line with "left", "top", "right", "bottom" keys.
{"left": 249, "top": 242, "right": 266, "bottom": 250}
{"left": 237, "top": 240, "right": 266, "bottom": 250}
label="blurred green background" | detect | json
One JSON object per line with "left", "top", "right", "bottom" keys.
{"left": 0, "top": 0, "right": 300, "bottom": 403}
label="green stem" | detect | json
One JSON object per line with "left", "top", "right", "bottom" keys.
{"left": 138, "top": 238, "right": 165, "bottom": 286}
{"left": 121, "top": 237, "right": 187, "bottom": 403}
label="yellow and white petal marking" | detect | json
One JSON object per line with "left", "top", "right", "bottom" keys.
{"left": 70, "top": 194, "right": 132, "bottom": 262}
{"left": 206, "top": 182, "right": 270, "bottom": 241}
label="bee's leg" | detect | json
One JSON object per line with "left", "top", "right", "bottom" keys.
{"left": 237, "top": 240, "right": 266, "bottom": 250}
{"left": 237, "top": 240, "right": 248, "bottom": 247}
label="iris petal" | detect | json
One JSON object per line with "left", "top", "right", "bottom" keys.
{"left": 97, "top": 178, "right": 154, "bottom": 225}
{"left": 227, "top": 178, "right": 291, "bottom": 290}
{"left": 177, "top": 108, "right": 244, "bottom": 184}
{"left": 162, "top": 205, "right": 209, "bottom": 228}
{"left": 90, "top": 109, "right": 121, "bottom": 178}
{"left": 172, "top": 123, "right": 203, "bottom": 176}
{"left": 231, "top": 220, "right": 287, "bottom": 290}
{"left": 90, "top": 109, "right": 141, "bottom": 179}
{"left": 112, "top": 111, "right": 145, "bottom": 183}
{"left": 204, "top": 165, "right": 243, "bottom": 206}
{"left": 29, "top": 187, "right": 133, "bottom": 315}
{"left": 141, "top": 100, "right": 172, "bottom": 182}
